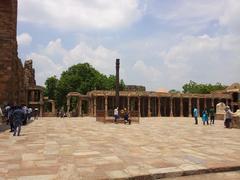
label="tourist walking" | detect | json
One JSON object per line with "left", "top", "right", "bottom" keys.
{"left": 7, "top": 105, "right": 15, "bottom": 132}
{"left": 114, "top": 107, "right": 119, "bottom": 123}
{"left": 27, "top": 107, "right": 32, "bottom": 121}
{"left": 224, "top": 106, "right": 234, "bottom": 128}
{"left": 209, "top": 106, "right": 215, "bottom": 125}
{"left": 193, "top": 107, "right": 198, "bottom": 124}
{"left": 22, "top": 105, "right": 28, "bottom": 125}
{"left": 124, "top": 108, "right": 131, "bottom": 125}
{"left": 12, "top": 106, "right": 25, "bottom": 136}
{"left": 202, "top": 109, "right": 209, "bottom": 125}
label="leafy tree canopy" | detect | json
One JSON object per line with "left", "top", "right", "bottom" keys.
{"left": 44, "top": 63, "right": 125, "bottom": 108}
{"left": 182, "top": 80, "right": 227, "bottom": 94}
{"left": 44, "top": 75, "right": 58, "bottom": 100}
{"left": 168, "top": 89, "right": 180, "bottom": 93}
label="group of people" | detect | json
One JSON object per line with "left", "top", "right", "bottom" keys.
{"left": 0, "top": 104, "right": 39, "bottom": 136}
{"left": 193, "top": 106, "right": 234, "bottom": 128}
{"left": 57, "top": 107, "right": 67, "bottom": 118}
{"left": 114, "top": 107, "right": 131, "bottom": 124}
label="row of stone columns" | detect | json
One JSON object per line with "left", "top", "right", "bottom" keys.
{"left": 93, "top": 96, "right": 232, "bottom": 117}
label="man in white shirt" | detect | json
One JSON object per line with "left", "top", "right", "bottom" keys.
{"left": 114, "top": 107, "right": 119, "bottom": 123}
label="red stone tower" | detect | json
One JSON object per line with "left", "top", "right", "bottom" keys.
{"left": 0, "top": 0, "right": 25, "bottom": 105}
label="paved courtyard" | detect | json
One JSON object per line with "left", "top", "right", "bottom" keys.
{"left": 0, "top": 117, "right": 240, "bottom": 179}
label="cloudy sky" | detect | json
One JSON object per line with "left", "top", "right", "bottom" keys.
{"left": 17, "top": 0, "right": 240, "bottom": 91}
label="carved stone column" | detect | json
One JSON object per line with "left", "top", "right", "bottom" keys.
{"left": 148, "top": 97, "right": 151, "bottom": 117}
{"left": 93, "top": 97, "right": 96, "bottom": 116}
{"left": 170, "top": 97, "right": 173, "bottom": 117}
{"left": 39, "top": 105, "right": 43, "bottom": 117}
{"left": 127, "top": 96, "right": 130, "bottom": 111}
{"left": 78, "top": 98, "right": 82, "bottom": 117}
{"left": 105, "top": 96, "right": 108, "bottom": 117}
{"left": 227, "top": 99, "right": 231, "bottom": 106}
{"left": 138, "top": 96, "right": 141, "bottom": 117}
{"left": 67, "top": 96, "right": 70, "bottom": 116}
{"left": 188, "top": 98, "right": 192, "bottom": 117}
{"left": 31, "top": 90, "right": 35, "bottom": 102}
{"left": 204, "top": 97, "right": 207, "bottom": 109}
{"left": 180, "top": 97, "right": 183, "bottom": 117}
{"left": 158, "top": 97, "right": 161, "bottom": 117}
{"left": 88, "top": 99, "right": 92, "bottom": 116}
{"left": 52, "top": 101, "right": 56, "bottom": 115}
{"left": 197, "top": 98, "right": 200, "bottom": 117}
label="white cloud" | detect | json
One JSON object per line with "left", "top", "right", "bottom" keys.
{"left": 26, "top": 39, "right": 120, "bottom": 85}
{"left": 219, "top": 0, "right": 240, "bottom": 33}
{"left": 63, "top": 43, "right": 119, "bottom": 74}
{"left": 160, "top": 34, "right": 240, "bottom": 85}
{"left": 17, "top": 33, "right": 32, "bottom": 46}
{"left": 27, "top": 53, "right": 63, "bottom": 85}
{"left": 149, "top": 0, "right": 224, "bottom": 24}
{"left": 133, "top": 60, "right": 161, "bottom": 82}
{"left": 148, "top": 0, "right": 240, "bottom": 33}
{"left": 18, "top": 0, "right": 144, "bottom": 30}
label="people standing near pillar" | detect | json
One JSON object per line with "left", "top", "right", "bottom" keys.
{"left": 193, "top": 107, "right": 198, "bottom": 125}
{"left": 202, "top": 108, "right": 209, "bottom": 125}
{"left": 114, "top": 107, "right": 119, "bottom": 123}
{"left": 209, "top": 106, "right": 215, "bottom": 125}
{"left": 224, "top": 106, "right": 234, "bottom": 128}
{"left": 12, "top": 106, "right": 25, "bottom": 136}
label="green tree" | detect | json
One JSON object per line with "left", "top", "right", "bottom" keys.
{"left": 44, "top": 75, "right": 58, "bottom": 100}
{"left": 52, "top": 63, "right": 125, "bottom": 108}
{"left": 182, "top": 80, "right": 227, "bottom": 94}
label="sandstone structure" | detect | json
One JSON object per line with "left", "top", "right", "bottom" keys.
{"left": 0, "top": 0, "right": 24, "bottom": 105}
{"left": 0, "top": 0, "right": 49, "bottom": 116}
{"left": 66, "top": 83, "right": 239, "bottom": 119}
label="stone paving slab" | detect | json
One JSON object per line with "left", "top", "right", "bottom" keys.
{"left": 0, "top": 117, "right": 240, "bottom": 179}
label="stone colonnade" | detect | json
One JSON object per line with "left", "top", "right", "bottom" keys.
{"left": 88, "top": 91, "right": 232, "bottom": 118}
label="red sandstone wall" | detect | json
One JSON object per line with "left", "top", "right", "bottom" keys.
{"left": 0, "top": 0, "right": 27, "bottom": 105}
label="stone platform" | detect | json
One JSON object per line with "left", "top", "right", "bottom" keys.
{"left": 0, "top": 117, "right": 240, "bottom": 179}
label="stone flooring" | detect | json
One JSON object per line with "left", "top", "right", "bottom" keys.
{"left": 0, "top": 117, "right": 240, "bottom": 179}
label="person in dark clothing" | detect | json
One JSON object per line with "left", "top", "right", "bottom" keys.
{"left": 224, "top": 106, "right": 234, "bottom": 128}
{"left": 8, "top": 106, "right": 15, "bottom": 132}
{"left": 12, "top": 106, "right": 25, "bottom": 136}
{"left": 124, "top": 108, "right": 131, "bottom": 125}
{"left": 209, "top": 106, "right": 215, "bottom": 125}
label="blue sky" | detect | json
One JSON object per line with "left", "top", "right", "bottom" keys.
{"left": 17, "top": 0, "right": 240, "bottom": 91}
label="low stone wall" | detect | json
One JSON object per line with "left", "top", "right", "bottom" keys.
{"left": 232, "top": 116, "right": 240, "bottom": 129}
{"left": 216, "top": 114, "right": 224, "bottom": 120}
